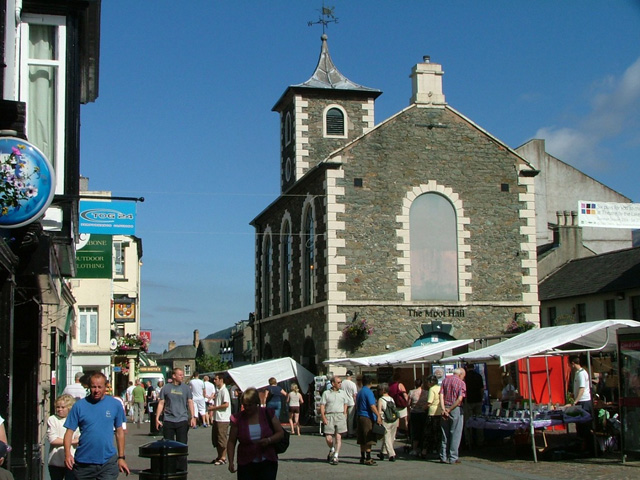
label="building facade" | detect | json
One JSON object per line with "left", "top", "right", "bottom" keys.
{"left": 251, "top": 38, "right": 539, "bottom": 373}
{"left": 516, "top": 139, "right": 633, "bottom": 254}
{"left": 0, "top": 1, "right": 101, "bottom": 478}
{"left": 69, "top": 184, "right": 143, "bottom": 396}
{"left": 539, "top": 246, "right": 640, "bottom": 327}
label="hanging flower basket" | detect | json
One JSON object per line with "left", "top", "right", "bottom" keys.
{"left": 504, "top": 317, "right": 536, "bottom": 334}
{"left": 116, "top": 333, "right": 149, "bottom": 353}
{"left": 339, "top": 316, "right": 373, "bottom": 351}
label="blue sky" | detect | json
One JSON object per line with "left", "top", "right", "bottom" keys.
{"left": 79, "top": 1, "right": 640, "bottom": 353}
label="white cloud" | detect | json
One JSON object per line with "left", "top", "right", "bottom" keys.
{"left": 536, "top": 56, "right": 640, "bottom": 170}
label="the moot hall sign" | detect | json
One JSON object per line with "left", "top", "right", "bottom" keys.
{"left": 408, "top": 307, "right": 466, "bottom": 318}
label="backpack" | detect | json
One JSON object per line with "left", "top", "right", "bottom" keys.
{"left": 382, "top": 397, "right": 398, "bottom": 423}
{"left": 389, "top": 382, "right": 408, "bottom": 408}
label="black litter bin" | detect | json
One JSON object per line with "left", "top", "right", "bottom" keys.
{"left": 148, "top": 401, "right": 159, "bottom": 435}
{"left": 139, "top": 439, "right": 188, "bottom": 479}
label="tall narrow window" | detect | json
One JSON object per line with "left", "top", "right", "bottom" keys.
{"left": 262, "top": 235, "right": 273, "bottom": 317}
{"left": 20, "top": 15, "right": 67, "bottom": 193}
{"left": 632, "top": 296, "right": 640, "bottom": 321}
{"left": 548, "top": 306, "right": 557, "bottom": 326}
{"left": 281, "top": 222, "right": 292, "bottom": 312}
{"left": 303, "top": 208, "right": 315, "bottom": 306}
{"left": 114, "top": 242, "right": 125, "bottom": 277}
{"left": 325, "top": 107, "right": 345, "bottom": 136}
{"left": 576, "top": 303, "right": 587, "bottom": 323}
{"left": 78, "top": 307, "right": 97, "bottom": 345}
{"left": 409, "top": 193, "right": 458, "bottom": 300}
{"left": 605, "top": 299, "right": 616, "bottom": 319}
{"left": 284, "top": 112, "right": 292, "bottom": 146}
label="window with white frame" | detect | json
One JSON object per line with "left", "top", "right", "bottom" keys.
{"left": 262, "top": 234, "right": 273, "bottom": 317}
{"left": 20, "top": 14, "right": 67, "bottom": 194}
{"left": 78, "top": 307, "right": 98, "bottom": 345}
{"left": 409, "top": 193, "right": 458, "bottom": 300}
{"left": 324, "top": 106, "right": 346, "bottom": 137}
{"left": 284, "top": 112, "right": 292, "bottom": 146}
{"left": 114, "top": 242, "right": 125, "bottom": 277}
{"left": 281, "top": 221, "right": 292, "bottom": 312}
{"left": 184, "top": 364, "right": 192, "bottom": 376}
{"left": 302, "top": 207, "right": 315, "bottom": 306}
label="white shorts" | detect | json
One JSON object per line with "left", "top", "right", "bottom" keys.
{"left": 194, "top": 397, "right": 206, "bottom": 416}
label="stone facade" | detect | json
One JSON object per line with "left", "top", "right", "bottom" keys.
{"left": 252, "top": 43, "right": 538, "bottom": 373}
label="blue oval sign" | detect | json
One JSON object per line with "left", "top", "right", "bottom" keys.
{"left": 0, "top": 137, "right": 55, "bottom": 228}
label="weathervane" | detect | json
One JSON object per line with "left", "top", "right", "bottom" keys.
{"left": 308, "top": 3, "right": 338, "bottom": 34}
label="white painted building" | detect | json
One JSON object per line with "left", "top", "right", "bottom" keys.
{"left": 67, "top": 187, "right": 143, "bottom": 391}
{"left": 517, "top": 139, "right": 633, "bottom": 254}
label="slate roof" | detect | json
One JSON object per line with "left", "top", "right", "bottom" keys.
{"left": 539, "top": 246, "right": 640, "bottom": 301}
{"left": 157, "top": 345, "right": 196, "bottom": 360}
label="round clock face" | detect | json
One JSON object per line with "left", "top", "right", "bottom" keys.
{"left": 285, "top": 157, "right": 292, "bottom": 182}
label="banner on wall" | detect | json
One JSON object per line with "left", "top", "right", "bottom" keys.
{"left": 578, "top": 201, "right": 640, "bottom": 229}
{"left": 79, "top": 200, "right": 136, "bottom": 234}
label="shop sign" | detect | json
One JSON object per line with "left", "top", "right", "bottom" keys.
{"left": 0, "top": 137, "right": 55, "bottom": 228}
{"left": 75, "top": 234, "right": 112, "bottom": 278}
{"left": 79, "top": 200, "right": 136, "bottom": 234}
{"left": 114, "top": 297, "right": 136, "bottom": 323}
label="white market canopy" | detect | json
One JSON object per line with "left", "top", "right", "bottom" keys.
{"left": 440, "top": 319, "right": 640, "bottom": 367}
{"left": 324, "top": 339, "right": 474, "bottom": 368}
{"left": 226, "top": 357, "right": 315, "bottom": 394}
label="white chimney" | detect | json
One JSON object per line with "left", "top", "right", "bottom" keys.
{"left": 410, "top": 55, "right": 446, "bottom": 107}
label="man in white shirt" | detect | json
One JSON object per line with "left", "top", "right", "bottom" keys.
{"left": 189, "top": 372, "right": 208, "bottom": 427}
{"left": 341, "top": 370, "right": 358, "bottom": 438}
{"left": 203, "top": 375, "right": 216, "bottom": 425}
{"left": 320, "top": 376, "right": 349, "bottom": 465}
{"left": 569, "top": 355, "right": 593, "bottom": 449}
{"left": 209, "top": 373, "right": 231, "bottom": 465}
{"left": 62, "top": 372, "right": 88, "bottom": 400}
{"left": 125, "top": 381, "right": 135, "bottom": 419}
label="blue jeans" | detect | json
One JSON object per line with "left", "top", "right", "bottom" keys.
{"left": 267, "top": 400, "right": 281, "bottom": 422}
{"left": 440, "top": 407, "right": 463, "bottom": 463}
{"left": 72, "top": 455, "right": 119, "bottom": 480}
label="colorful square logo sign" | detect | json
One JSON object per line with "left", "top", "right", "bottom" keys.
{"left": 581, "top": 202, "right": 597, "bottom": 215}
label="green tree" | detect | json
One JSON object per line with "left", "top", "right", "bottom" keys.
{"left": 196, "top": 353, "right": 229, "bottom": 373}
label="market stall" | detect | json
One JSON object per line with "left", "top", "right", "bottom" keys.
{"left": 441, "top": 319, "right": 640, "bottom": 461}
{"left": 324, "top": 339, "right": 474, "bottom": 369}
{"left": 225, "top": 357, "right": 315, "bottom": 394}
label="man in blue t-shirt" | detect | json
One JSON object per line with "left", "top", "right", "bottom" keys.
{"left": 355, "top": 375, "right": 382, "bottom": 466}
{"left": 64, "top": 372, "right": 129, "bottom": 479}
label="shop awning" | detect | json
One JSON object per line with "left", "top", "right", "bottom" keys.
{"left": 323, "top": 339, "right": 474, "bottom": 368}
{"left": 441, "top": 319, "right": 640, "bottom": 367}
{"left": 226, "top": 357, "right": 315, "bottom": 394}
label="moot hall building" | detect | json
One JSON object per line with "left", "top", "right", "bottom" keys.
{"left": 250, "top": 34, "right": 632, "bottom": 374}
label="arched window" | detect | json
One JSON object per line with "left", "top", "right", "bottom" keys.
{"left": 281, "top": 221, "right": 292, "bottom": 312}
{"left": 284, "top": 112, "right": 292, "bottom": 146}
{"left": 325, "top": 107, "right": 345, "bottom": 137}
{"left": 303, "top": 208, "right": 315, "bottom": 306}
{"left": 262, "top": 235, "right": 273, "bottom": 317}
{"left": 409, "top": 193, "right": 458, "bottom": 300}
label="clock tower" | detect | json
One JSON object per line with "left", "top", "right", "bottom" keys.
{"left": 272, "top": 34, "right": 382, "bottom": 193}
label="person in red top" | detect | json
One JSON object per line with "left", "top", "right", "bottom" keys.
{"left": 439, "top": 368, "right": 466, "bottom": 464}
{"left": 227, "top": 387, "right": 284, "bottom": 480}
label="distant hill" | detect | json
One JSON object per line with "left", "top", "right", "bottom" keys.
{"left": 205, "top": 326, "right": 234, "bottom": 340}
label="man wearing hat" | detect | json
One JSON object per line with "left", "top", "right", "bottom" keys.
{"left": 0, "top": 441, "right": 14, "bottom": 479}
{"left": 341, "top": 370, "right": 358, "bottom": 438}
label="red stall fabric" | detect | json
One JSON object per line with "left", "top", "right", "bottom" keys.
{"left": 517, "top": 356, "right": 569, "bottom": 405}
{"left": 518, "top": 356, "right": 570, "bottom": 431}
